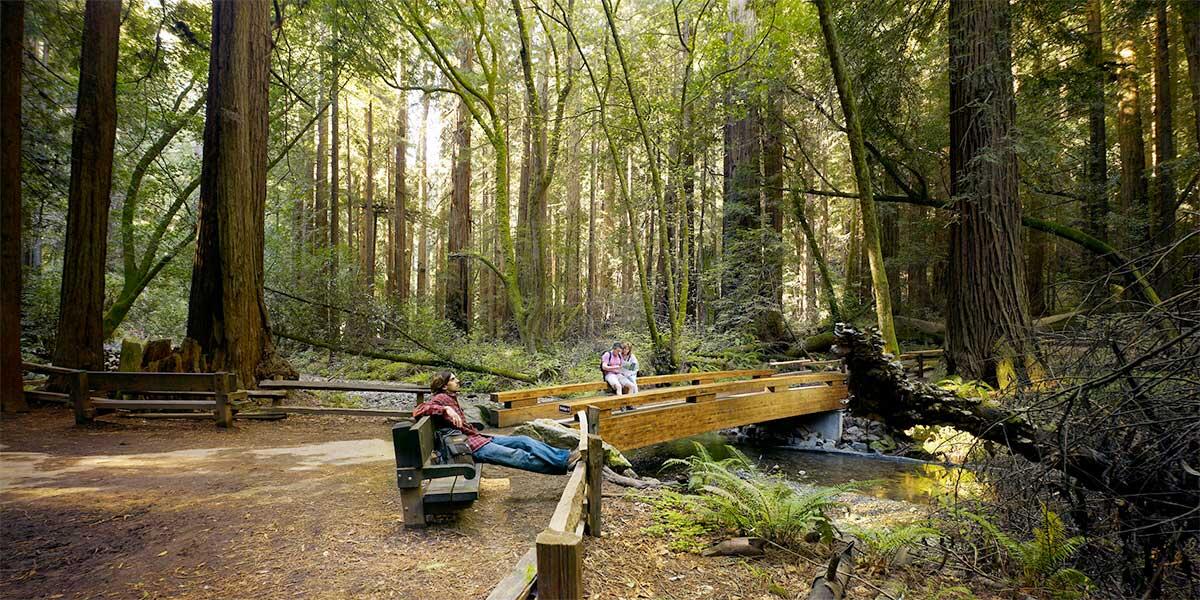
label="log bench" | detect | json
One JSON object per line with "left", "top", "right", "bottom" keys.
{"left": 482, "top": 368, "right": 776, "bottom": 427}
{"left": 392, "top": 416, "right": 482, "bottom": 527}
{"left": 21, "top": 363, "right": 245, "bottom": 427}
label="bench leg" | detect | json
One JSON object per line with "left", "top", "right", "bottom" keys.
{"left": 400, "top": 486, "right": 426, "bottom": 527}
{"left": 214, "top": 394, "right": 233, "bottom": 427}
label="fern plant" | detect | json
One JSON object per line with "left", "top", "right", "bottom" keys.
{"left": 665, "top": 443, "right": 852, "bottom": 547}
{"left": 846, "top": 522, "right": 941, "bottom": 573}
{"left": 956, "top": 505, "right": 1093, "bottom": 599}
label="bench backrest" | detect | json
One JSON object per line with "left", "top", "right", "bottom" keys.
{"left": 87, "top": 371, "right": 236, "bottom": 393}
{"left": 393, "top": 416, "right": 436, "bottom": 470}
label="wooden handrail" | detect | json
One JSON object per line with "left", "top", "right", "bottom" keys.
{"left": 491, "top": 368, "right": 776, "bottom": 405}
{"left": 566, "top": 371, "right": 846, "bottom": 414}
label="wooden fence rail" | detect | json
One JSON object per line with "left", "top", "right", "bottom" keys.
{"left": 489, "top": 411, "right": 603, "bottom": 600}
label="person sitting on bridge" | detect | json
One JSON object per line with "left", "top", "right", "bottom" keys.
{"left": 619, "top": 342, "right": 640, "bottom": 395}
{"left": 601, "top": 342, "right": 633, "bottom": 396}
{"left": 413, "top": 371, "right": 580, "bottom": 475}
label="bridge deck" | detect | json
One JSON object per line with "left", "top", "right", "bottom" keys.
{"left": 575, "top": 373, "right": 848, "bottom": 450}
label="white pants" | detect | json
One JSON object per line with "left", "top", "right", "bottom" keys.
{"left": 604, "top": 372, "right": 627, "bottom": 395}
{"left": 618, "top": 375, "right": 638, "bottom": 395}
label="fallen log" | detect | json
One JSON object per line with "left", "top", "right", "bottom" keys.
{"left": 274, "top": 329, "right": 536, "bottom": 383}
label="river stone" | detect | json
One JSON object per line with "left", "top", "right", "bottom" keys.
{"left": 512, "top": 418, "right": 633, "bottom": 470}
{"left": 850, "top": 441, "right": 869, "bottom": 453}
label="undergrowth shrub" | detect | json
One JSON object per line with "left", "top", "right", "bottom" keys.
{"left": 845, "top": 522, "right": 942, "bottom": 573}
{"left": 952, "top": 504, "right": 1093, "bottom": 599}
{"left": 663, "top": 443, "right": 851, "bottom": 547}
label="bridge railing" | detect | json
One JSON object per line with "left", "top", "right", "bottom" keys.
{"left": 489, "top": 410, "right": 603, "bottom": 600}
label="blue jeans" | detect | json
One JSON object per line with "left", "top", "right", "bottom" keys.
{"left": 473, "top": 435, "right": 570, "bottom": 475}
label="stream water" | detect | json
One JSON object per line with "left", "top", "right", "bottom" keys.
{"left": 627, "top": 432, "right": 980, "bottom": 504}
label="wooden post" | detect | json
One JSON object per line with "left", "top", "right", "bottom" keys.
{"left": 585, "top": 406, "right": 600, "bottom": 435}
{"left": 70, "top": 370, "right": 90, "bottom": 424}
{"left": 585, "top": 433, "right": 602, "bottom": 536}
{"left": 535, "top": 529, "right": 583, "bottom": 599}
{"left": 916, "top": 354, "right": 925, "bottom": 380}
{"left": 212, "top": 371, "right": 233, "bottom": 427}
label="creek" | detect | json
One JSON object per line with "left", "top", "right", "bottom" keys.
{"left": 627, "top": 432, "right": 980, "bottom": 504}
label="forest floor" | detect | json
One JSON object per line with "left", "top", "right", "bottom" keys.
{"left": 1, "top": 407, "right": 988, "bottom": 600}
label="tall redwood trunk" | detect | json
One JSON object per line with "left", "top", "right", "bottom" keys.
{"left": 946, "top": 0, "right": 1033, "bottom": 384}
{"left": 1, "top": 0, "right": 27, "bottom": 411}
{"left": 447, "top": 44, "right": 473, "bottom": 332}
{"left": 1084, "top": 0, "right": 1108, "bottom": 246}
{"left": 53, "top": 0, "right": 120, "bottom": 372}
{"left": 330, "top": 68, "right": 340, "bottom": 271}
{"left": 1151, "top": 0, "right": 1175, "bottom": 294}
{"left": 345, "top": 96, "right": 356, "bottom": 264}
{"left": 186, "top": 0, "right": 293, "bottom": 387}
{"left": 1182, "top": 0, "right": 1200, "bottom": 149}
{"left": 315, "top": 67, "right": 328, "bottom": 252}
{"left": 394, "top": 82, "right": 410, "bottom": 302}
{"left": 1116, "top": 37, "right": 1149, "bottom": 239}
{"left": 363, "top": 100, "right": 377, "bottom": 292}
{"left": 416, "top": 95, "right": 429, "bottom": 296}
{"left": 585, "top": 130, "right": 598, "bottom": 335}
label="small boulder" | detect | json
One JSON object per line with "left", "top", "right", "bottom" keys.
{"left": 701, "top": 537, "right": 766, "bottom": 557}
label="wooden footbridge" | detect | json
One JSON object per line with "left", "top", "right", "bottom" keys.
{"left": 486, "top": 365, "right": 851, "bottom": 451}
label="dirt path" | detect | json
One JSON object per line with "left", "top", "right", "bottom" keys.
{"left": 1, "top": 409, "right": 565, "bottom": 599}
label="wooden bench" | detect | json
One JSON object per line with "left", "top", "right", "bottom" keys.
{"left": 483, "top": 368, "right": 776, "bottom": 427}
{"left": 21, "top": 363, "right": 245, "bottom": 427}
{"left": 392, "top": 416, "right": 481, "bottom": 527}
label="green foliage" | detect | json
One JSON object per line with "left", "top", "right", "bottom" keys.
{"left": 955, "top": 505, "right": 1093, "bottom": 599}
{"left": 845, "top": 522, "right": 941, "bottom": 572}
{"left": 936, "top": 376, "right": 995, "bottom": 401}
{"left": 638, "top": 490, "right": 715, "bottom": 553}
{"left": 666, "top": 443, "right": 851, "bottom": 547}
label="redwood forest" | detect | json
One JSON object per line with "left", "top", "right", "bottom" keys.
{"left": 1, "top": 0, "right": 1197, "bottom": 598}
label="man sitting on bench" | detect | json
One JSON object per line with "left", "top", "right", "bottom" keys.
{"left": 413, "top": 371, "right": 580, "bottom": 475}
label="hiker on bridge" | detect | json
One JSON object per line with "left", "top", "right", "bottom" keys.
{"left": 601, "top": 342, "right": 634, "bottom": 396}
{"left": 619, "top": 342, "right": 639, "bottom": 395}
{"left": 413, "top": 371, "right": 580, "bottom": 475}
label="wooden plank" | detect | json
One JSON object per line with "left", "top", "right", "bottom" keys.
{"left": 272, "top": 406, "right": 412, "bottom": 418}
{"left": 491, "top": 368, "right": 777, "bottom": 406}
{"left": 535, "top": 529, "right": 583, "bottom": 600}
{"left": 247, "top": 389, "right": 288, "bottom": 398}
{"left": 118, "top": 412, "right": 288, "bottom": 421}
{"left": 487, "top": 547, "right": 537, "bottom": 600}
{"left": 491, "top": 372, "right": 845, "bottom": 427}
{"left": 21, "top": 362, "right": 81, "bottom": 376}
{"left": 24, "top": 390, "right": 68, "bottom": 404}
{"left": 259, "top": 379, "right": 428, "bottom": 393}
{"left": 424, "top": 463, "right": 482, "bottom": 503}
{"left": 597, "top": 385, "right": 848, "bottom": 450}
{"left": 548, "top": 463, "right": 587, "bottom": 533}
{"left": 900, "top": 349, "right": 943, "bottom": 358}
{"left": 85, "top": 371, "right": 217, "bottom": 393}
{"left": 90, "top": 399, "right": 217, "bottom": 410}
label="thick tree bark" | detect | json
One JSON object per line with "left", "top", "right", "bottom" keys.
{"left": 1150, "top": 0, "right": 1175, "bottom": 295}
{"left": 1116, "top": 37, "right": 1149, "bottom": 239}
{"left": 363, "top": 101, "right": 377, "bottom": 292}
{"left": 186, "top": 0, "right": 294, "bottom": 387}
{"left": 1084, "top": 0, "right": 1108, "bottom": 246}
{"left": 946, "top": 0, "right": 1034, "bottom": 385}
{"left": 53, "top": 0, "right": 120, "bottom": 372}
{"left": 814, "top": 0, "right": 900, "bottom": 356}
{"left": 1, "top": 0, "right": 27, "bottom": 412}
{"left": 447, "top": 44, "right": 474, "bottom": 332}
{"left": 586, "top": 130, "right": 599, "bottom": 335}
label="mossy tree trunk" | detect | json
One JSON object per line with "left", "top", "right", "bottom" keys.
{"left": 1, "top": 0, "right": 27, "bottom": 412}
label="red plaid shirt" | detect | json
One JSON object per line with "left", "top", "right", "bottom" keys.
{"left": 412, "top": 392, "right": 492, "bottom": 451}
